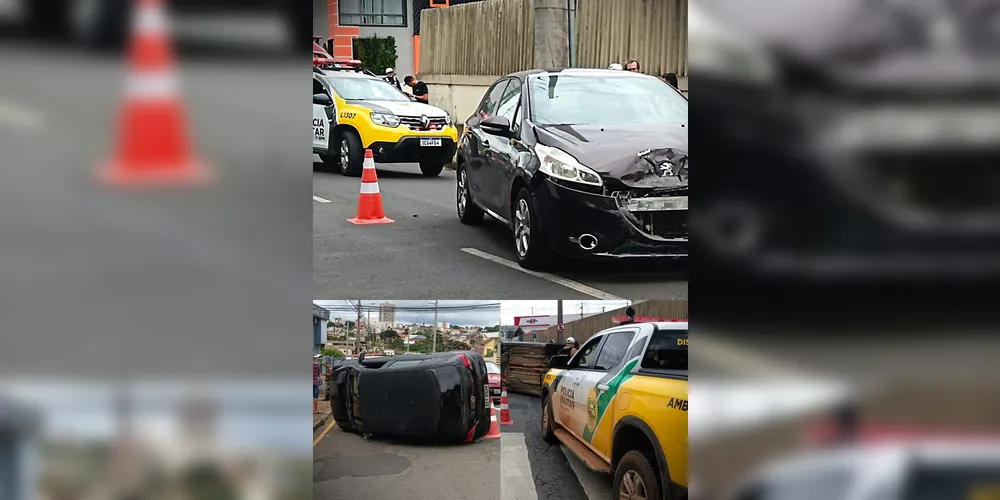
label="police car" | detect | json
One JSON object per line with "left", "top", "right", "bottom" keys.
{"left": 541, "top": 320, "right": 688, "bottom": 500}
{"left": 312, "top": 67, "right": 458, "bottom": 177}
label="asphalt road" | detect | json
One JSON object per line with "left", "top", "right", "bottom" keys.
{"left": 313, "top": 412, "right": 501, "bottom": 500}
{"left": 501, "top": 392, "right": 612, "bottom": 500}
{"left": 0, "top": 41, "right": 310, "bottom": 377}
{"left": 313, "top": 162, "right": 688, "bottom": 299}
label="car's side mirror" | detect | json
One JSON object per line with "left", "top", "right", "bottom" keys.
{"left": 548, "top": 354, "right": 569, "bottom": 369}
{"left": 481, "top": 116, "right": 515, "bottom": 138}
{"left": 313, "top": 93, "right": 333, "bottom": 106}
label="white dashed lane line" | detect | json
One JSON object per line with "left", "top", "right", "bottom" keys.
{"left": 313, "top": 195, "right": 331, "bottom": 203}
{"left": 0, "top": 99, "right": 44, "bottom": 131}
{"left": 461, "top": 247, "right": 625, "bottom": 300}
{"left": 500, "top": 432, "right": 539, "bottom": 500}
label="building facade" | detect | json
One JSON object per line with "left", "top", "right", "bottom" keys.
{"left": 378, "top": 302, "right": 396, "bottom": 324}
{"left": 314, "top": 0, "right": 484, "bottom": 78}
{"left": 313, "top": 304, "right": 330, "bottom": 355}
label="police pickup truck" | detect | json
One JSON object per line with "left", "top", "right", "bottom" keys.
{"left": 541, "top": 321, "right": 688, "bottom": 500}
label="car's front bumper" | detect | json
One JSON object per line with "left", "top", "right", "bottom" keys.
{"left": 365, "top": 125, "right": 458, "bottom": 164}
{"left": 533, "top": 178, "right": 688, "bottom": 259}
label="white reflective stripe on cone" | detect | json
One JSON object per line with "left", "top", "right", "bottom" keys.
{"left": 363, "top": 163, "right": 376, "bottom": 169}
{"left": 124, "top": 72, "right": 179, "bottom": 98}
{"left": 359, "top": 182, "right": 380, "bottom": 194}
{"left": 134, "top": 3, "right": 170, "bottom": 35}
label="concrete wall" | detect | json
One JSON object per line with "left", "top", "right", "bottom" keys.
{"left": 359, "top": 26, "right": 415, "bottom": 78}
{"left": 420, "top": 74, "right": 496, "bottom": 124}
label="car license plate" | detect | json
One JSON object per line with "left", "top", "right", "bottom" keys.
{"left": 484, "top": 384, "right": 490, "bottom": 409}
{"left": 627, "top": 196, "right": 687, "bottom": 212}
{"left": 420, "top": 138, "right": 442, "bottom": 147}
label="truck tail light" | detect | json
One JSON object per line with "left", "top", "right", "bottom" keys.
{"left": 456, "top": 354, "right": 473, "bottom": 371}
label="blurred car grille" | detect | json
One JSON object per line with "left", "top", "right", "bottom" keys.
{"left": 399, "top": 116, "right": 448, "bottom": 131}
{"left": 640, "top": 211, "right": 688, "bottom": 238}
{"left": 863, "top": 149, "right": 1000, "bottom": 213}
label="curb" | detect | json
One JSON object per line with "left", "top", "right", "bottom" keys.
{"left": 313, "top": 412, "right": 333, "bottom": 431}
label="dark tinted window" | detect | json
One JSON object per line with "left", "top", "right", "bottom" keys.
{"left": 903, "top": 463, "right": 1000, "bottom": 500}
{"left": 478, "top": 80, "right": 510, "bottom": 118}
{"left": 570, "top": 336, "right": 603, "bottom": 369}
{"left": 593, "top": 331, "right": 636, "bottom": 371}
{"left": 313, "top": 77, "right": 326, "bottom": 95}
{"left": 641, "top": 330, "right": 687, "bottom": 371}
{"left": 495, "top": 81, "right": 521, "bottom": 122}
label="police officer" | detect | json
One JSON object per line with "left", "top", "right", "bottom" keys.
{"left": 383, "top": 68, "right": 402, "bottom": 91}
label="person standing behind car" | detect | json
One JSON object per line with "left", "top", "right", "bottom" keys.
{"left": 403, "top": 75, "right": 429, "bottom": 103}
{"left": 662, "top": 72, "right": 679, "bottom": 89}
{"left": 383, "top": 68, "right": 402, "bottom": 91}
{"left": 624, "top": 59, "right": 640, "bottom": 72}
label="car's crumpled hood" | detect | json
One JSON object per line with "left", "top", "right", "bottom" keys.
{"left": 534, "top": 123, "right": 688, "bottom": 190}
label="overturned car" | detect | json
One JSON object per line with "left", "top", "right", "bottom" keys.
{"left": 329, "top": 351, "right": 493, "bottom": 443}
{"left": 457, "top": 68, "right": 688, "bottom": 269}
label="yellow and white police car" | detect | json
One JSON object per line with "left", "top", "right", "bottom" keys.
{"left": 541, "top": 321, "right": 688, "bottom": 500}
{"left": 312, "top": 67, "right": 458, "bottom": 177}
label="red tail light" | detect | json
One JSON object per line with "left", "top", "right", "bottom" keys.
{"left": 456, "top": 354, "right": 472, "bottom": 370}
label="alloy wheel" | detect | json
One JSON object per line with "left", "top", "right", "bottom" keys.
{"left": 340, "top": 139, "right": 350, "bottom": 173}
{"left": 458, "top": 169, "right": 468, "bottom": 215}
{"left": 514, "top": 199, "right": 530, "bottom": 257}
{"left": 619, "top": 470, "right": 647, "bottom": 500}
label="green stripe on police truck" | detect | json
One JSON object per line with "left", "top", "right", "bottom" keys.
{"left": 582, "top": 358, "right": 639, "bottom": 443}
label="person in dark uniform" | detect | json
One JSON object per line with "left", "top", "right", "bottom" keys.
{"left": 404, "top": 75, "right": 430, "bottom": 103}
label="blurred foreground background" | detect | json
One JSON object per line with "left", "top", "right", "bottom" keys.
{"left": 690, "top": 0, "right": 1000, "bottom": 498}
{"left": 0, "top": 1, "right": 312, "bottom": 498}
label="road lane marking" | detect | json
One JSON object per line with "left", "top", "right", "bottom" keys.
{"left": 561, "top": 444, "right": 612, "bottom": 500}
{"left": 0, "top": 99, "right": 43, "bottom": 130}
{"left": 500, "top": 432, "right": 540, "bottom": 500}
{"left": 313, "top": 195, "right": 331, "bottom": 203}
{"left": 461, "top": 248, "right": 624, "bottom": 300}
{"left": 314, "top": 418, "right": 337, "bottom": 447}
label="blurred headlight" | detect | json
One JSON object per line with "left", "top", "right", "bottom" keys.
{"left": 535, "top": 144, "right": 603, "bottom": 187}
{"left": 689, "top": 2, "right": 776, "bottom": 83}
{"left": 371, "top": 113, "right": 401, "bottom": 128}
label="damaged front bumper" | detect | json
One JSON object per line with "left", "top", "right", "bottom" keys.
{"left": 533, "top": 177, "right": 688, "bottom": 259}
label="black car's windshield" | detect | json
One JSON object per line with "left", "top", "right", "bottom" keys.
{"left": 324, "top": 76, "right": 410, "bottom": 102}
{"left": 485, "top": 361, "right": 500, "bottom": 374}
{"left": 529, "top": 74, "right": 686, "bottom": 126}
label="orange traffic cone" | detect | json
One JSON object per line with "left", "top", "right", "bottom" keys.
{"left": 484, "top": 404, "right": 501, "bottom": 439}
{"left": 347, "top": 150, "right": 394, "bottom": 225}
{"left": 99, "top": 0, "right": 208, "bottom": 186}
{"left": 499, "top": 387, "right": 513, "bottom": 425}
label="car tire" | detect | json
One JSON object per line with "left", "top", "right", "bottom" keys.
{"left": 339, "top": 131, "right": 364, "bottom": 177}
{"left": 512, "top": 187, "right": 552, "bottom": 270}
{"left": 419, "top": 162, "right": 445, "bottom": 177}
{"left": 541, "top": 394, "right": 557, "bottom": 444}
{"left": 614, "top": 450, "right": 663, "bottom": 500}
{"left": 336, "top": 421, "right": 358, "bottom": 433}
{"left": 457, "top": 162, "right": 484, "bottom": 225}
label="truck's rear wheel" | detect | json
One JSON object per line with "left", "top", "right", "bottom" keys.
{"left": 614, "top": 450, "right": 662, "bottom": 500}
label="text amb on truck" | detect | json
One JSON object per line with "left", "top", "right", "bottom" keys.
{"left": 540, "top": 320, "right": 688, "bottom": 500}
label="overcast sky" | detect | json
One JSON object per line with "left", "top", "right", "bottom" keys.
{"left": 500, "top": 300, "right": 633, "bottom": 325}
{"left": 314, "top": 300, "right": 500, "bottom": 327}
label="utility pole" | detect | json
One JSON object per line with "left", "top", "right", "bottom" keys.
{"left": 367, "top": 308, "right": 372, "bottom": 347}
{"left": 355, "top": 300, "right": 362, "bottom": 355}
{"left": 557, "top": 300, "right": 563, "bottom": 343}
{"left": 432, "top": 300, "right": 439, "bottom": 353}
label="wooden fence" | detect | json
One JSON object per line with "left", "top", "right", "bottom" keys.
{"left": 575, "top": 0, "right": 688, "bottom": 77}
{"left": 532, "top": 299, "right": 688, "bottom": 343}
{"left": 419, "top": 0, "right": 535, "bottom": 76}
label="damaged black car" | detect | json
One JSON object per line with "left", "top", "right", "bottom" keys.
{"left": 457, "top": 68, "right": 688, "bottom": 269}
{"left": 329, "top": 351, "right": 493, "bottom": 443}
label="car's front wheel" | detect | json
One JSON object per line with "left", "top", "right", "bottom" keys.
{"left": 512, "top": 187, "right": 552, "bottom": 269}
{"left": 541, "top": 394, "right": 557, "bottom": 444}
{"left": 614, "top": 450, "right": 662, "bottom": 500}
{"left": 419, "top": 161, "right": 445, "bottom": 177}
{"left": 339, "top": 131, "right": 364, "bottom": 177}
{"left": 457, "top": 163, "right": 484, "bottom": 224}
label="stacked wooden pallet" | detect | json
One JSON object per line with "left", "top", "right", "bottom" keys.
{"left": 500, "top": 341, "right": 564, "bottom": 397}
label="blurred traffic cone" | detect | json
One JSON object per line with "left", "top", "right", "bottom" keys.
{"left": 347, "top": 150, "right": 393, "bottom": 225}
{"left": 499, "top": 387, "right": 513, "bottom": 425}
{"left": 99, "top": 0, "right": 208, "bottom": 186}
{"left": 484, "top": 404, "right": 501, "bottom": 439}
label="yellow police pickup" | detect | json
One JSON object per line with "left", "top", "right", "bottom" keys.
{"left": 541, "top": 321, "right": 688, "bottom": 500}
{"left": 312, "top": 68, "right": 458, "bottom": 177}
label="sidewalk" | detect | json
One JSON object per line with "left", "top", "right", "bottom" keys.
{"left": 314, "top": 399, "right": 332, "bottom": 430}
